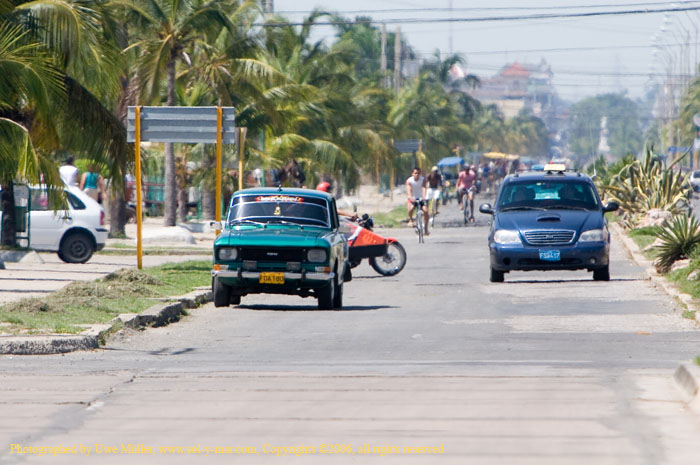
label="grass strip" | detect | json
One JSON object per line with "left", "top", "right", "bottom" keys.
{"left": 0, "top": 260, "right": 211, "bottom": 335}
{"left": 372, "top": 206, "right": 409, "bottom": 228}
{"left": 628, "top": 227, "right": 659, "bottom": 260}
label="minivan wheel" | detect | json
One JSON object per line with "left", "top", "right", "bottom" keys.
{"left": 593, "top": 265, "right": 610, "bottom": 281}
{"left": 490, "top": 267, "right": 505, "bottom": 283}
{"left": 58, "top": 232, "right": 95, "bottom": 263}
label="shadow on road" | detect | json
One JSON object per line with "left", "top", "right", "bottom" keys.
{"left": 500, "top": 277, "right": 646, "bottom": 284}
{"left": 238, "top": 304, "right": 395, "bottom": 312}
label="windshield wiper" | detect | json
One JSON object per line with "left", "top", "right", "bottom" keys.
{"left": 500, "top": 206, "right": 547, "bottom": 211}
{"left": 549, "top": 205, "right": 590, "bottom": 211}
{"left": 229, "top": 219, "right": 266, "bottom": 227}
{"left": 267, "top": 219, "right": 305, "bottom": 229}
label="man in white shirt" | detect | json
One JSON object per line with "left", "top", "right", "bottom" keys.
{"left": 59, "top": 156, "right": 79, "bottom": 186}
{"left": 406, "top": 167, "right": 429, "bottom": 235}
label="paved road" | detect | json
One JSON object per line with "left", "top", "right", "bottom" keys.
{"left": 2, "top": 202, "right": 700, "bottom": 464}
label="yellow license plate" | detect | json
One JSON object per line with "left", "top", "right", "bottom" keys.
{"left": 259, "top": 272, "right": 285, "bottom": 284}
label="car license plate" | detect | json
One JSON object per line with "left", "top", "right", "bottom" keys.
{"left": 259, "top": 272, "right": 285, "bottom": 284}
{"left": 539, "top": 250, "right": 561, "bottom": 262}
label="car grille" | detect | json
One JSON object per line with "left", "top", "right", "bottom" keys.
{"left": 239, "top": 247, "right": 305, "bottom": 262}
{"left": 523, "top": 230, "right": 575, "bottom": 245}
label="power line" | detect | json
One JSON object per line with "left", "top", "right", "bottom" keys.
{"left": 275, "top": 1, "right": 700, "bottom": 16}
{"left": 257, "top": 5, "right": 700, "bottom": 27}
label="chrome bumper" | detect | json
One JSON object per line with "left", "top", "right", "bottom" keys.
{"left": 212, "top": 269, "right": 334, "bottom": 281}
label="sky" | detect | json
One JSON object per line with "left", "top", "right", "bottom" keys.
{"left": 272, "top": 0, "right": 700, "bottom": 103}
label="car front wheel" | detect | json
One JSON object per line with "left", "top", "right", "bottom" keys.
{"left": 58, "top": 232, "right": 95, "bottom": 263}
{"left": 490, "top": 267, "right": 505, "bottom": 283}
{"left": 593, "top": 265, "right": 610, "bottom": 281}
{"left": 213, "top": 277, "right": 232, "bottom": 307}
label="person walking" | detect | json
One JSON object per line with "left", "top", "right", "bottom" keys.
{"left": 59, "top": 156, "right": 79, "bottom": 187}
{"left": 80, "top": 165, "right": 105, "bottom": 204}
{"left": 425, "top": 166, "right": 443, "bottom": 215}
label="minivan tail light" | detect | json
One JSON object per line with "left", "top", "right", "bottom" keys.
{"left": 100, "top": 210, "right": 105, "bottom": 226}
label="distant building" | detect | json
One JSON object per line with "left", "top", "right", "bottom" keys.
{"left": 467, "top": 59, "right": 566, "bottom": 149}
{"left": 470, "top": 59, "right": 556, "bottom": 121}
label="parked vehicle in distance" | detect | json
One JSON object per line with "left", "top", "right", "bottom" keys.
{"left": 479, "top": 165, "right": 618, "bottom": 282}
{"left": 0, "top": 184, "right": 107, "bottom": 263}
{"left": 211, "top": 188, "right": 350, "bottom": 310}
{"left": 690, "top": 170, "right": 700, "bottom": 192}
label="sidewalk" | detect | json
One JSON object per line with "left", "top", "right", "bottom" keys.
{"left": 0, "top": 218, "right": 212, "bottom": 306}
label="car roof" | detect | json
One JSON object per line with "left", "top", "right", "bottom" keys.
{"left": 503, "top": 170, "right": 593, "bottom": 184}
{"left": 233, "top": 187, "right": 333, "bottom": 201}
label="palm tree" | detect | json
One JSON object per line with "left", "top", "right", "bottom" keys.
{"left": 118, "top": 0, "right": 234, "bottom": 226}
{"left": 0, "top": 2, "right": 127, "bottom": 246}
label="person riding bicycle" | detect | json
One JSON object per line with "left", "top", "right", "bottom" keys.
{"left": 315, "top": 181, "right": 358, "bottom": 220}
{"left": 425, "top": 166, "right": 443, "bottom": 216}
{"left": 456, "top": 164, "right": 477, "bottom": 222}
{"left": 406, "top": 167, "right": 429, "bottom": 235}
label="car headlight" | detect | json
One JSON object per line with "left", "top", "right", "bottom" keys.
{"left": 579, "top": 229, "right": 605, "bottom": 242}
{"left": 217, "top": 247, "right": 238, "bottom": 260}
{"left": 493, "top": 230, "right": 521, "bottom": 244}
{"left": 307, "top": 248, "right": 327, "bottom": 263}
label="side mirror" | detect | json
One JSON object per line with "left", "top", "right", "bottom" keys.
{"left": 338, "top": 222, "right": 352, "bottom": 235}
{"left": 479, "top": 203, "right": 494, "bottom": 215}
{"left": 208, "top": 220, "right": 224, "bottom": 231}
{"left": 603, "top": 202, "right": 619, "bottom": 213}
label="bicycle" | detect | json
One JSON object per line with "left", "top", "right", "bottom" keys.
{"left": 412, "top": 198, "right": 426, "bottom": 243}
{"left": 460, "top": 186, "right": 476, "bottom": 225}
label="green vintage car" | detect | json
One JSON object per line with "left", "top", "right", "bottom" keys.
{"left": 211, "top": 187, "right": 350, "bottom": 309}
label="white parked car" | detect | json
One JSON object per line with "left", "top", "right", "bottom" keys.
{"left": 1, "top": 184, "right": 107, "bottom": 263}
{"left": 690, "top": 170, "right": 700, "bottom": 192}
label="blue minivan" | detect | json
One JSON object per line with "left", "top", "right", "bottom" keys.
{"left": 479, "top": 166, "right": 618, "bottom": 282}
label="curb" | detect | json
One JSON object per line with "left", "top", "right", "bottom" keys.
{"left": 0, "top": 288, "right": 212, "bottom": 355}
{"left": 674, "top": 363, "right": 700, "bottom": 414}
{"left": 610, "top": 223, "right": 700, "bottom": 411}
{"left": 609, "top": 223, "right": 700, "bottom": 318}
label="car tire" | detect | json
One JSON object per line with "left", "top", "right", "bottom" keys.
{"left": 58, "top": 231, "right": 95, "bottom": 264}
{"left": 333, "top": 279, "right": 343, "bottom": 309}
{"left": 317, "top": 279, "right": 334, "bottom": 310}
{"left": 213, "top": 277, "right": 232, "bottom": 307}
{"left": 230, "top": 294, "right": 241, "bottom": 306}
{"left": 490, "top": 267, "right": 505, "bottom": 283}
{"left": 593, "top": 265, "right": 610, "bottom": 281}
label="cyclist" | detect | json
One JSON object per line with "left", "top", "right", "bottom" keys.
{"left": 425, "top": 166, "right": 443, "bottom": 216}
{"left": 406, "top": 167, "right": 429, "bottom": 235}
{"left": 316, "top": 181, "right": 358, "bottom": 220}
{"left": 456, "top": 164, "right": 477, "bottom": 222}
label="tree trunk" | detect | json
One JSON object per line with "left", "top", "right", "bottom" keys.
{"left": 1, "top": 181, "right": 17, "bottom": 247}
{"left": 202, "top": 187, "right": 215, "bottom": 221}
{"left": 108, "top": 186, "right": 127, "bottom": 238}
{"left": 163, "top": 57, "right": 177, "bottom": 226}
{"left": 177, "top": 186, "right": 188, "bottom": 223}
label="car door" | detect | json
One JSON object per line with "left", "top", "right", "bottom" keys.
{"left": 29, "top": 187, "right": 71, "bottom": 251}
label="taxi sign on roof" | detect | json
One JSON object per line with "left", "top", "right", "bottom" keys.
{"left": 543, "top": 163, "right": 567, "bottom": 172}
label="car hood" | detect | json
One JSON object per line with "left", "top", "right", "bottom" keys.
{"left": 215, "top": 227, "right": 332, "bottom": 248}
{"left": 496, "top": 209, "right": 604, "bottom": 234}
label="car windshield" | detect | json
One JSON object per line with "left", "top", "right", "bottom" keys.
{"left": 497, "top": 180, "right": 599, "bottom": 211}
{"left": 227, "top": 194, "right": 331, "bottom": 227}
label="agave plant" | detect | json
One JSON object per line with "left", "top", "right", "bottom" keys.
{"left": 604, "top": 144, "right": 692, "bottom": 226}
{"left": 653, "top": 213, "right": 700, "bottom": 272}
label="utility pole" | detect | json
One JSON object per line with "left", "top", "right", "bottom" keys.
{"left": 394, "top": 26, "right": 401, "bottom": 94}
{"left": 380, "top": 23, "right": 387, "bottom": 88}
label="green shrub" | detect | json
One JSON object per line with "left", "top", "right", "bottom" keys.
{"left": 653, "top": 213, "right": 700, "bottom": 272}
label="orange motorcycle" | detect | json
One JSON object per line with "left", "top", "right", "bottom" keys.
{"left": 343, "top": 214, "right": 407, "bottom": 276}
